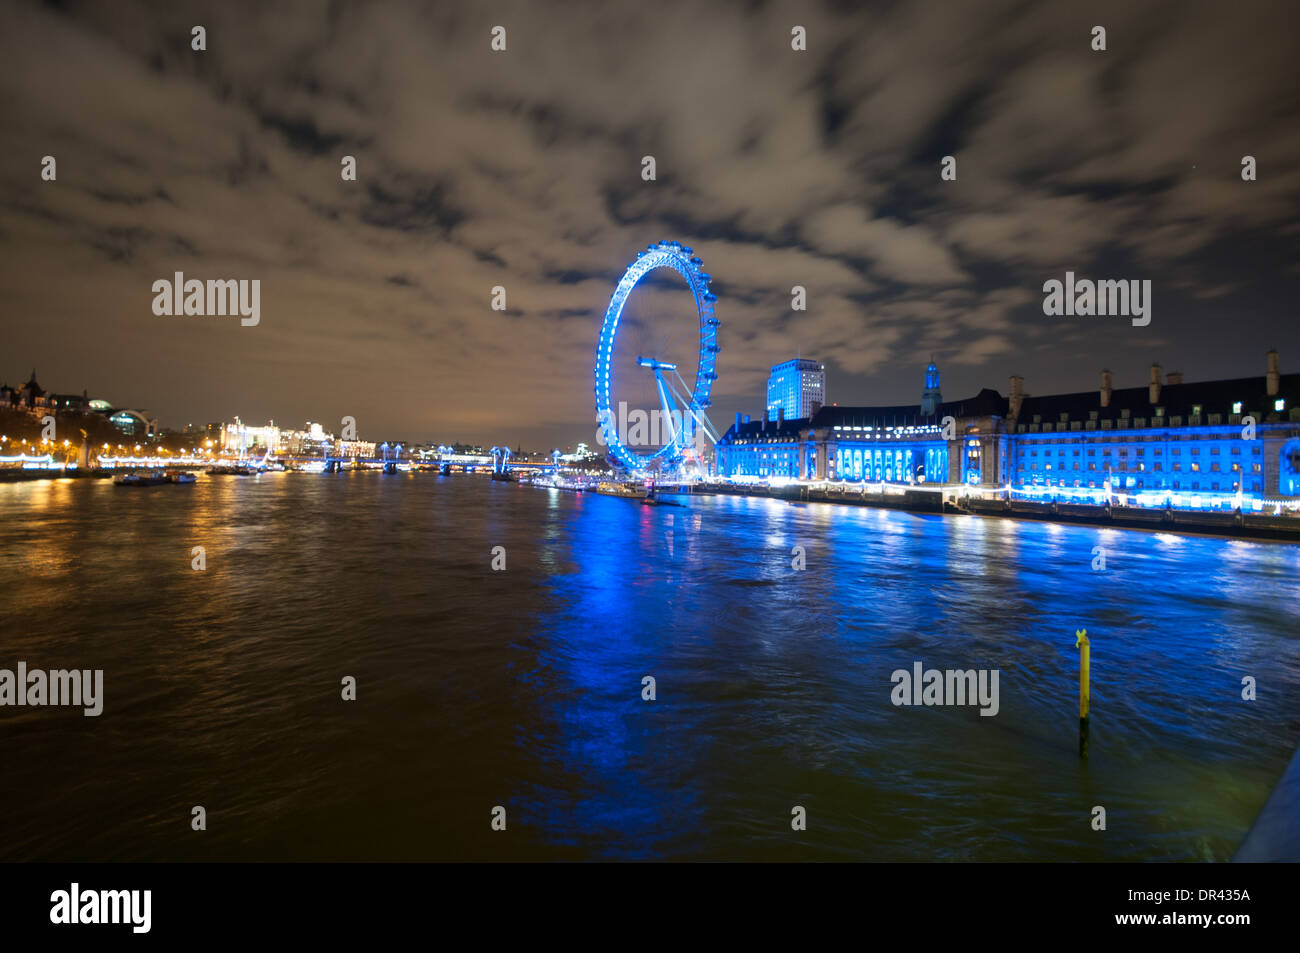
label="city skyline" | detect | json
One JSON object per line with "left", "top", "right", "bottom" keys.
{"left": 2, "top": 0, "right": 1299, "bottom": 450}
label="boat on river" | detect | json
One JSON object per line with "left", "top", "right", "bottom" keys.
{"left": 596, "top": 481, "right": 644, "bottom": 498}
{"left": 113, "top": 469, "right": 170, "bottom": 487}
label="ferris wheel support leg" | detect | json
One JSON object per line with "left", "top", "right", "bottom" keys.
{"left": 664, "top": 371, "right": 719, "bottom": 447}
{"left": 652, "top": 368, "right": 682, "bottom": 451}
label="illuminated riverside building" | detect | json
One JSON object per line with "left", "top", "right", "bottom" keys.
{"left": 221, "top": 418, "right": 281, "bottom": 453}
{"left": 213, "top": 419, "right": 374, "bottom": 457}
{"left": 715, "top": 351, "right": 1300, "bottom": 507}
{"left": 719, "top": 360, "right": 964, "bottom": 482}
{"left": 1009, "top": 359, "right": 1299, "bottom": 504}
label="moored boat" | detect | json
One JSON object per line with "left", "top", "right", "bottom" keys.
{"left": 113, "top": 469, "right": 169, "bottom": 487}
{"left": 596, "top": 481, "right": 646, "bottom": 498}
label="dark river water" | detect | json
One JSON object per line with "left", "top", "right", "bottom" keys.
{"left": 1, "top": 472, "right": 1297, "bottom": 861}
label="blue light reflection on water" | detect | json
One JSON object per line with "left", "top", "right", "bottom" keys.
{"left": 513, "top": 489, "right": 1300, "bottom": 861}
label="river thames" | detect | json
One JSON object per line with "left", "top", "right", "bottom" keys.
{"left": 1, "top": 473, "right": 1297, "bottom": 861}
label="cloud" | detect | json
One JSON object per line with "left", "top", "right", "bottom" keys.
{"left": 0, "top": 0, "right": 1296, "bottom": 448}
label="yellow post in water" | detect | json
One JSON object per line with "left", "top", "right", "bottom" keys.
{"left": 1076, "top": 628, "right": 1091, "bottom": 757}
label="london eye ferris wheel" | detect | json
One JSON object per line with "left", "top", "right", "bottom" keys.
{"left": 593, "top": 241, "right": 722, "bottom": 476}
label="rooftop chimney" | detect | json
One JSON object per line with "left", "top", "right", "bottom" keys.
{"left": 1149, "top": 363, "right": 1162, "bottom": 405}
{"left": 1166, "top": 371, "right": 1184, "bottom": 386}
{"left": 1008, "top": 375, "right": 1025, "bottom": 418}
{"left": 776, "top": 406, "right": 785, "bottom": 428}
{"left": 1100, "top": 369, "right": 1113, "bottom": 407}
{"left": 1267, "top": 348, "right": 1280, "bottom": 397}
{"left": 735, "top": 411, "right": 743, "bottom": 431}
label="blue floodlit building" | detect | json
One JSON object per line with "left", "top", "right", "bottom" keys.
{"left": 766, "top": 358, "right": 826, "bottom": 422}
{"left": 715, "top": 351, "right": 1300, "bottom": 508}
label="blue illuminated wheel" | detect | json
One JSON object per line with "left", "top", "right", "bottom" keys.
{"left": 594, "top": 241, "right": 719, "bottom": 472}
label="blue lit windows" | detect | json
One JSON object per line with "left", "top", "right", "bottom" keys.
{"left": 1281, "top": 441, "right": 1300, "bottom": 495}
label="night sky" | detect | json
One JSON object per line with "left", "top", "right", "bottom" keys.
{"left": 2, "top": 0, "right": 1299, "bottom": 450}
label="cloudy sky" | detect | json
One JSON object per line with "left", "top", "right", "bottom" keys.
{"left": 2, "top": 0, "right": 1299, "bottom": 449}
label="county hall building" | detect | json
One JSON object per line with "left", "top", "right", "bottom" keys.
{"left": 715, "top": 351, "right": 1300, "bottom": 507}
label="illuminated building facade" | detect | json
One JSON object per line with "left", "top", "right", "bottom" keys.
{"left": 109, "top": 410, "right": 158, "bottom": 439}
{"left": 1009, "top": 359, "right": 1299, "bottom": 506}
{"left": 220, "top": 418, "right": 281, "bottom": 453}
{"left": 716, "top": 352, "right": 1300, "bottom": 507}
{"left": 766, "top": 359, "right": 825, "bottom": 422}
